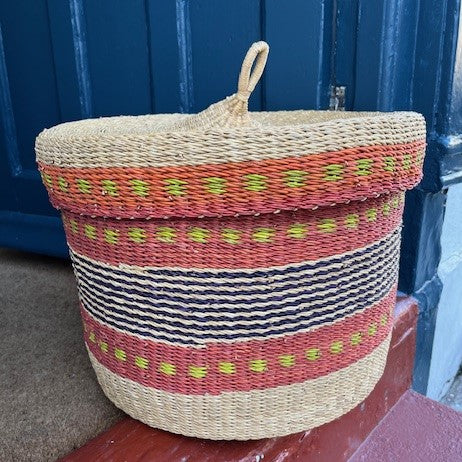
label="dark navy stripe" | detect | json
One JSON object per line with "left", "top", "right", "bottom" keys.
{"left": 82, "top": 284, "right": 394, "bottom": 345}
{"left": 74, "top": 241, "right": 398, "bottom": 305}
{"left": 76, "top": 252, "right": 398, "bottom": 321}
{"left": 72, "top": 230, "right": 399, "bottom": 288}
{"left": 76, "top": 245, "right": 398, "bottom": 314}
{"left": 80, "top": 277, "right": 395, "bottom": 341}
{"left": 72, "top": 233, "right": 399, "bottom": 299}
{"left": 78, "top": 263, "right": 395, "bottom": 319}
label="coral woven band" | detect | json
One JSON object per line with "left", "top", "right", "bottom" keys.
{"left": 38, "top": 140, "right": 424, "bottom": 219}
{"left": 63, "top": 192, "right": 404, "bottom": 268}
{"left": 88, "top": 334, "right": 392, "bottom": 440}
{"left": 82, "top": 287, "right": 395, "bottom": 395}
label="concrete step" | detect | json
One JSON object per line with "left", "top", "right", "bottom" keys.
{"left": 350, "top": 390, "right": 462, "bottom": 462}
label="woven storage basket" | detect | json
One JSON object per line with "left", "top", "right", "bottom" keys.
{"left": 36, "top": 42, "right": 426, "bottom": 440}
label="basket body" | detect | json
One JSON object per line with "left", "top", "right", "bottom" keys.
{"left": 36, "top": 103, "right": 425, "bottom": 438}
{"left": 64, "top": 194, "right": 401, "bottom": 439}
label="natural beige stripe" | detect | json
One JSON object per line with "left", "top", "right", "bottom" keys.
{"left": 88, "top": 334, "right": 391, "bottom": 440}
{"left": 36, "top": 111, "right": 425, "bottom": 168}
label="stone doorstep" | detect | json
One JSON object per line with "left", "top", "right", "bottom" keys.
{"left": 350, "top": 390, "right": 462, "bottom": 461}
{"left": 60, "top": 296, "right": 418, "bottom": 462}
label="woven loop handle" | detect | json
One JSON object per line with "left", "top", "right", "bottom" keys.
{"left": 237, "top": 41, "right": 269, "bottom": 101}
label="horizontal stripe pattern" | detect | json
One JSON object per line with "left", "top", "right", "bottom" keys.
{"left": 83, "top": 289, "right": 394, "bottom": 395}
{"left": 88, "top": 334, "right": 391, "bottom": 439}
{"left": 36, "top": 111, "right": 425, "bottom": 168}
{"left": 71, "top": 229, "right": 400, "bottom": 345}
{"left": 38, "top": 140, "right": 424, "bottom": 219}
{"left": 63, "top": 192, "right": 403, "bottom": 268}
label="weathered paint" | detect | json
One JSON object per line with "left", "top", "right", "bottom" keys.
{"left": 399, "top": 189, "right": 446, "bottom": 294}
{"left": 350, "top": 390, "right": 462, "bottom": 461}
{"left": 398, "top": 189, "right": 445, "bottom": 393}
{"left": 427, "top": 182, "right": 462, "bottom": 399}
{"left": 411, "top": 274, "right": 443, "bottom": 394}
{"left": 409, "top": 0, "right": 462, "bottom": 395}
{"left": 340, "top": 0, "right": 462, "bottom": 396}
{"left": 60, "top": 297, "right": 418, "bottom": 462}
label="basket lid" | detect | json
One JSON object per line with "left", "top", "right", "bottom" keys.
{"left": 36, "top": 42, "right": 426, "bottom": 219}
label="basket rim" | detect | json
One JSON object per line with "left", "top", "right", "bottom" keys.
{"left": 36, "top": 109, "right": 426, "bottom": 219}
{"left": 36, "top": 109, "right": 424, "bottom": 143}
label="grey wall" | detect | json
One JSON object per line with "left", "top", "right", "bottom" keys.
{"left": 428, "top": 182, "right": 462, "bottom": 399}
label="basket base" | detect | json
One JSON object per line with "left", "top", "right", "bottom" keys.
{"left": 87, "top": 335, "right": 390, "bottom": 440}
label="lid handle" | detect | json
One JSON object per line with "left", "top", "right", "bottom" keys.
{"left": 236, "top": 41, "right": 269, "bottom": 101}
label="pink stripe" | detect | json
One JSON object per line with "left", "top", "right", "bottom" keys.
{"left": 82, "top": 288, "right": 395, "bottom": 395}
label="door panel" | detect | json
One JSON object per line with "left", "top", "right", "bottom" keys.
{"left": 0, "top": 0, "right": 60, "bottom": 217}
{"left": 264, "top": 0, "right": 333, "bottom": 110}
{"left": 189, "top": 0, "right": 262, "bottom": 111}
{"left": 83, "top": 0, "right": 152, "bottom": 117}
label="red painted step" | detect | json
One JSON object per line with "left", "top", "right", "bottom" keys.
{"left": 60, "top": 297, "right": 418, "bottom": 462}
{"left": 350, "top": 390, "right": 462, "bottom": 462}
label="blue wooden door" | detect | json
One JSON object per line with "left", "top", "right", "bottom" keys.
{"left": 0, "top": 0, "right": 334, "bottom": 256}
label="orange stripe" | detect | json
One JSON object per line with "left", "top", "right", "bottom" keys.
{"left": 39, "top": 140, "right": 424, "bottom": 218}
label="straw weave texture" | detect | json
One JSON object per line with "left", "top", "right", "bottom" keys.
{"left": 36, "top": 41, "right": 426, "bottom": 439}
{"left": 88, "top": 334, "right": 391, "bottom": 440}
